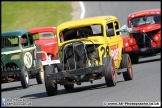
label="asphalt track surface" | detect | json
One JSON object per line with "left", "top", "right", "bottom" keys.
{"left": 1, "top": 1, "right": 161, "bottom": 107}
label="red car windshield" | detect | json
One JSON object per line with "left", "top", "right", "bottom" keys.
{"left": 130, "top": 14, "right": 161, "bottom": 27}
{"left": 33, "top": 32, "right": 55, "bottom": 40}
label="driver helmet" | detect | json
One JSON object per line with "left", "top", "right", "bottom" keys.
{"left": 77, "top": 26, "right": 93, "bottom": 37}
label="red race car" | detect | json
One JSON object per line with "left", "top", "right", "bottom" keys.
{"left": 117, "top": 9, "right": 161, "bottom": 64}
{"left": 29, "top": 27, "right": 60, "bottom": 68}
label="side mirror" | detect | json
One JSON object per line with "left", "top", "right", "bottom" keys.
{"left": 116, "top": 24, "right": 132, "bottom": 33}
{"left": 106, "top": 28, "right": 114, "bottom": 37}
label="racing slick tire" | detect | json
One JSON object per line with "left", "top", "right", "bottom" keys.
{"left": 36, "top": 59, "right": 45, "bottom": 84}
{"left": 44, "top": 65, "right": 57, "bottom": 96}
{"left": 103, "top": 56, "right": 116, "bottom": 87}
{"left": 129, "top": 54, "right": 139, "bottom": 64}
{"left": 20, "top": 64, "right": 29, "bottom": 89}
{"left": 121, "top": 54, "right": 133, "bottom": 81}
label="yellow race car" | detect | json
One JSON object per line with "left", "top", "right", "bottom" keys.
{"left": 44, "top": 16, "right": 133, "bottom": 96}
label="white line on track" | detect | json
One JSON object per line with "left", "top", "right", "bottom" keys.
{"left": 79, "top": 1, "right": 85, "bottom": 18}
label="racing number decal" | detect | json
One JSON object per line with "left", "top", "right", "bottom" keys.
{"left": 106, "top": 46, "right": 109, "bottom": 56}
{"left": 100, "top": 47, "right": 105, "bottom": 59}
{"left": 100, "top": 46, "right": 109, "bottom": 59}
{"left": 110, "top": 45, "right": 119, "bottom": 61}
{"left": 24, "top": 52, "right": 33, "bottom": 68}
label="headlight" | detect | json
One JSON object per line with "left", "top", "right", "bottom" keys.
{"left": 125, "top": 43, "right": 128, "bottom": 47}
{"left": 129, "top": 38, "right": 136, "bottom": 45}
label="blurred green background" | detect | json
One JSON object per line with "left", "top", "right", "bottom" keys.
{"left": 2, "top": 1, "right": 72, "bottom": 32}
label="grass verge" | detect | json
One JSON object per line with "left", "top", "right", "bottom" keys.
{"left": 2, "top": 1, "right": 72, "bottom": 31}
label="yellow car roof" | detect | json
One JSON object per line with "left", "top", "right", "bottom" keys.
{"left": 57, "top": 15, "right": 118, "bottom": 32}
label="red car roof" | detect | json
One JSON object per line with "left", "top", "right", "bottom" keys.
{"left": 128, "top": 9, "right": 161, "bottom": 19}
{"left": 29, "top": 27, "right": 56, "bottom": 34}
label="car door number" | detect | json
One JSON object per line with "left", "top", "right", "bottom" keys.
{"left": 24, "top": 52, "right": 33, "bottom": 68}
{"left": 100, "top": 46, "right": 109, "bottom": 59}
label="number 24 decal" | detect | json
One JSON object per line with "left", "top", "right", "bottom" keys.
{"left": 100, "top": 45, "right": 119, "bottom": 61}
